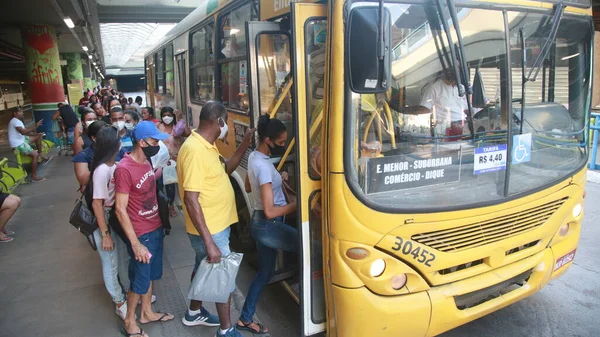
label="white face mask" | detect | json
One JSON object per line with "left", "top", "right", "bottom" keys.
{"left": 85, "top": 120, "right": 95, "bottom": 127}
{"left": 113, "top": 121, "right": 125, "bottom": 131}
{"left": 125, "top": 122, "right": 134, "bottom": 130}
{"left": 218, "top": 118, "right": 229, "bottom": 140}
{"left": 162, "top": 116, "right": 174, "bottom": 125}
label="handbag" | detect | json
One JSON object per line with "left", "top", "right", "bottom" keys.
{"left": 69, "top": 194, "right": 98, "bottom": 250}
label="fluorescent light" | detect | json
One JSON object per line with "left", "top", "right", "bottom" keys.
{"left": 230, "top": 28, "right": 240, "bottom": 35}
{"left": 88, "top": 55, "right": 93, "bottom": 59}
{"left": 561, "top": 53, "right": 580, "bottom": 61}
{"left": 92, "top": 62, "right": 96, "bottom": 66}
{"left": 82, "top": 46, "right": 88, "bottom": 52}
{"left": 64, "top": 17, "right": 75, "bottom": 28}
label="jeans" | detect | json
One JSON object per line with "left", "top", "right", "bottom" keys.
{"left": 239, "top": 211, "right": 298, "bottom": 322}
{"left": 93, "top": 228, "right": 127, "bottom": 304}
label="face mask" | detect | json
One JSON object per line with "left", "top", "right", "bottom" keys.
{"left": 125, "top": 122, "right": 134, "bottom": 130}
{"left": 142, "top": 143, "right": 160, "bottom": 159}
{"left": 85, "top": 120, "right": 95, "bottom": 127}
{"left": 269, "top": 142, "right": 287, "bottom": 157}
{"left": 113, "top": 121, "right": 125, "bottom": 131}
{"left": 218, "top": 119, "right": 229, "bottom": 140}
{"left": 162, "top": 116, "right": 174, "bottom": 124}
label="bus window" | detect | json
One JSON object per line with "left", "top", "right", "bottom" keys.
{"left": 507, "top": 12, "right": 590, "bottom": 196}
{"left": 190, "top": 23, "right": 215, "bottom": 102}
{"left": 305, "top": 19, "right": 327, "bottom": 179}
{"left": 165, "top": 45, "right": 174, "bottom": 96}
{"left": 256, "top": 33, "right": 294, "bottom": 145}
{"left": 348, "top": 5, "right": 510, "bottom": 209}
{"left": 219, "top": 3, "right": 257, "bottom": 111}
{"left": 155, "top": 51, "right": 164, "bottom": 93}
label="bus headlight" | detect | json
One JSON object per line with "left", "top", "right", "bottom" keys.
{"left": 572, "top": 203, "right": 582, "bottom": 218}
{"left": 370, "top": 259, "right": 386, "bottom": 277}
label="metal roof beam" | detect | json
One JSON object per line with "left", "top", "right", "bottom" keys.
{"left": 97, "top": 5, "right": 194, "bottom": 23}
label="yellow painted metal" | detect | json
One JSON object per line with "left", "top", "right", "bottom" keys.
{"left": 269, "top": 79, "right": 293, "bottom": 119}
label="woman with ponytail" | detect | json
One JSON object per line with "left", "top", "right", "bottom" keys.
{"left": 237, "top": 114, "right": 298, "bottom": 334}
{"left": 89, "top": 126, "right": 130, "bottom": 321}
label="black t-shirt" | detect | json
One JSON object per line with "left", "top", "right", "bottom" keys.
{"left": 59, "top": 105, "right": 79, "bottom": 128}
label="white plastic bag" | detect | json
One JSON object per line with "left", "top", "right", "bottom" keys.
{"left": 187, "top": 252, "right": 243, "bottom": 303}
{"left": 151, "top": 140, "right": 170, "bottom": 168}
{"left": 163, "top": 160, "right": 178, "bottom": 185}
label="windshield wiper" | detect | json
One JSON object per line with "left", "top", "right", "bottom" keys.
{"left": 526, "top": 3, "right": 565, "bottom": 81}
{"left": 434, "top": 0, "right": 475, "bottom": 138}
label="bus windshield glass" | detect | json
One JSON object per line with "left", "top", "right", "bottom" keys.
{"left": 346, "top": 3, "right": 592, "bottom": 211}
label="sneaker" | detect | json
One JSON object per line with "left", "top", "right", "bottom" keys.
{"left": 138, "top": 294, "right": 157, "bottom": 304}
{"left": 216, "top": 327, "right": 243, "bottom": 337}
{"left": 182, "top": 307, "right": 220, "bottom": 327}
{"left": 115, "top": 303, "right": 128, "bottom": 321}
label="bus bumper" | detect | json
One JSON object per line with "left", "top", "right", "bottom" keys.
{"left": 332, "top": 236, "right": 579, "bottom": 337}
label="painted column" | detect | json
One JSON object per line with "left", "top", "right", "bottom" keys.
{"left": 22, "top": 25, "right": 64, "bottom": 143}
{"left": 64, "top": 53, "right": 84, "bottom": 87}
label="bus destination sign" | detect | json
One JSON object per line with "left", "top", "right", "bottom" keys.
{"left": 364, "top": 150, "right": 461, "bottom": 194}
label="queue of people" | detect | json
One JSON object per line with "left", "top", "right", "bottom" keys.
{"left": 64, "top": 83, "right": 296, "bottom": 337}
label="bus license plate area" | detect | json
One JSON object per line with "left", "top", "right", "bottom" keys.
{"left": 553, "top": 249, "right": 576, "bottom": 271}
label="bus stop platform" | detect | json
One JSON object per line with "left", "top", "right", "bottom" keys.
{"left": 0, "top": 153, "right": 270, "bottom": 337}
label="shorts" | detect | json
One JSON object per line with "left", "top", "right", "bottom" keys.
{"left": 16, "top": 136, "right": 34, "bottom": 155}
{"left": 0, "top": 193, "right": 9, "bottom": 208}
{"left": 126, "top": 227, "right": 164, "bottom": 295}
{"left": 188, "top": 227, "right": 231, "bottom": 277}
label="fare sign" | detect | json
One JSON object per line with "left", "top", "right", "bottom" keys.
{"left": 473, "top": 144, "right": 507, "bottom": 175}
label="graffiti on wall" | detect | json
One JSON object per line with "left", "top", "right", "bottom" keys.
{"left": 23, "top": 25, "right": 64, "bottom": 103}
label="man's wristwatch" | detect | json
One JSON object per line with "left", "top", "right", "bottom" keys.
{"left": 100, "top": 230, "right": 110, "bottom": 237}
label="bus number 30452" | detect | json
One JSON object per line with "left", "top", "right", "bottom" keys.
{"left": 391, "top": 236, "right": 436, "bottom": 267}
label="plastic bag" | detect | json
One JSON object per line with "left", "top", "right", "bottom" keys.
{"left": 187, "top": 252, "right": 243, "bottom": 303}
{"left": 151, "top": 140, "right": 170, "bottom": 168}
{"left": 163, "top": 160, "right": 178, "bottom": 185}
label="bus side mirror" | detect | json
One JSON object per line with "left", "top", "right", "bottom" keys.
{"left": 347, "top": 6, "right": 391, "bottom": 94}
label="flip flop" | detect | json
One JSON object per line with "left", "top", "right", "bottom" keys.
{"left": 32, "top": 177, "right": 46, "bottom": 182}
{"left": 0, "top": 236, "right": 14, "bottom": 243}
{"left": 237, "top": 321, "right": 269, "bottom": 334}
{"left": 140, "top": 312, "right": 174, "bottom": 324}
{"left": 42, "top": 156, "right": 54, "bottom": 165}
{"left": 120, "top": 327, "right": 148, "bottom": 337}
{"left": 4, "top": 230, "right": 14, "bottom": 235}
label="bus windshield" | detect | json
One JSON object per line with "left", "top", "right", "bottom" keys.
{"left": 346, "top": 3, "right": 592, "bottom": 211}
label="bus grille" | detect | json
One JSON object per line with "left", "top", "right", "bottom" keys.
{"left": 412, "top": 198, "right": 568, "bottom": 253}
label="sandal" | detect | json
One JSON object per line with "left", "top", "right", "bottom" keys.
{"left": 120, "top": 327, "right": 148, "bottom": 337}
{"left": 140, "top": 312, "right": 174, "bottom": 324}
{"left": 0, "top": 236, "right": 14, "bottom": 243}
{"left": 237, "top": 321, "right": 269, "bottom": 334}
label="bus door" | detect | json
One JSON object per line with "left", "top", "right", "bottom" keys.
{"left": 246, "top": 21, "right": 298, "bottom": 285}
{"left": 247, "top": 2, "right": 328, "bottom": 335}
{"left": 174, "top": 52, "right": 190, "bottom": 125}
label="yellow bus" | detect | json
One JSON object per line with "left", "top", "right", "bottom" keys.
{"left": 145, "top": 0, "right": 592, "bottom": 335}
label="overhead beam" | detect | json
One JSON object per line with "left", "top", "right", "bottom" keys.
{"left": 97, "top": 5, "right": 193, "bottom": 23}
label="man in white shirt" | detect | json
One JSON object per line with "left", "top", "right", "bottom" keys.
{"left": 400, "top": 70, "right": 469, "bottom": 138}
{"left": 8, "top": 108, "right": 50, "bottom": 181}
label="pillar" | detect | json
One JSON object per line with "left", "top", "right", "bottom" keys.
{"left": 64, "top": 53, "right": 84, "bottom": 87}
{"left": 22, "top": 25, "right": 64, "bottom": 143}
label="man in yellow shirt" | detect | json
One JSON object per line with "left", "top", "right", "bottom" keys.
{"left": 177, "top": 101, "right": 254, "bottom": 337}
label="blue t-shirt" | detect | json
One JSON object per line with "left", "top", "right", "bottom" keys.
{"left": 120, "top": 130, "right": 133, "bottom": 152}
{"left": 247, "top": 151, "right": 287, "bottom": 211}
{"left": 72, "top": 145, "right": 125, "bottom": 169}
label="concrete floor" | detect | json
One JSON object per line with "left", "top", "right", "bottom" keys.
{"left": 0, "top": 154, "right": 599, "bottom": 337}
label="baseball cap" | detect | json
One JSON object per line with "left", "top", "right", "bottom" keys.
{"left": 133, "top": 121, "right": 169, "bottom": 141}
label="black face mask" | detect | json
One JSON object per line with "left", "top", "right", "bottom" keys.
{"left": 269, "top": 142, "right": 287, "bottom": 157}
{"left": 143, "top": 144, "right": 160, "bottom": 159}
